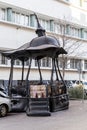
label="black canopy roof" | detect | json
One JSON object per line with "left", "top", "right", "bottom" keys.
{"left": 2, "top": 35, "right": 67, "bottom": 60}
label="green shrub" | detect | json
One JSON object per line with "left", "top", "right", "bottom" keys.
{"left": 68, "top": 86, "right": 87, "bottom": 99}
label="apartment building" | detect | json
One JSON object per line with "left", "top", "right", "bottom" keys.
{"left": 0, "top": 0, "right": 87, "bottom": 81}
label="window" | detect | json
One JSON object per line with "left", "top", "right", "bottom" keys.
{"left": 25, "top": 15, "right": 29, "bottom": 26}
{"left": 0, "top": 8, "right": 5, "bottom": 20}
{"left": 45, "top": 21, "right": 50, "bottom": 31}
{"left": 12, "top": 11, "right": 15, "bottom": 22}
{"left": 50, "top": 20, "right": 54, "bottom": 32}
{"left": 35, "top": 19, "right": 54, "bottom": 32}
{"left": 0, "top": 55, "right": 7, "bottom": 65}
{"left": 59, "top": 58, "right": 67, "bottom": 69}
{"left": 15, "top": 13, "right": 20, "bottom": 24}
{"left": 15, "top": 60, "right": 21, "bottom": 66}
{"left": 64, "top": 59, "right": 67, "bottom": 69}
{"left": 54, "top": 23, "right": 61, "bottom": 34}
{"left": 70, "top": 27, "right": 74, "bottom": 36}
{"left": 35, "top": 60, "right": 41, "bottom": 67}
{"left": 30, "top": 14, "right": 36, "bottom": 27}
{"left": 12, "top": 11, "right": 29, "bottom": 26}
{"left": 34, "top": 18, "right": 37, "bottom": 27}
{"left": 66, "top": 24, "right": 70, "bottom": 35}
{"left": 39, "top": 19, "right": 46, "bottom": 28}
{"left": 84, "top": 60, "right": 87, "bottom": 70}
{"left": 70, "top": 27, "right": 80, "bottom": 37}
{"left": 7, "top": 8, "right": 12, "bottom": 21}
{"left": 59, "top": 59, "right": 63, "bottom": 68}
{"left": 42, "top": 57, "right": 51, "bottom": 67}
{"left": 35, "top": 58, "right": 51, "bottom": 68}
{"left": 70, "top": 59, "right": 81, "bottom": 69}
{"left": 75, "top": 28, "right": 80, "bottom": 37}
{"left": 84, "top": 31, "right": 87, "bottom": 39}
{"left": 60, "top": 24, "right": 66, "bottom": 35}
{"left": 25, "top": 60, "right": 30, "bottom": 66}
{"left": 20, "top": 14, "right": 25, "bottom": 25}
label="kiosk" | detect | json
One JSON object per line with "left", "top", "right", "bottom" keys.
{"left": 2, "top": 14, "right": 69, "bottom": 116}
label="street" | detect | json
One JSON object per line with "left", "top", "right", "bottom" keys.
{"left": 0, "top": 100, "right": 87, "bottom": 130}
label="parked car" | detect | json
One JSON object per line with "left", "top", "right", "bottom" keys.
{"left": 11, "top": 85, "right": 27, "bottom": 112}
{"left": 11, "top": 95, "right": 27, "bottom": 112}
{"left": 0, "top": 91, "right": 12, "bottom": 117}
{"left": 73, "top": 80, "right": 86, "bottom": 87}
{"left": 65, "top": 80, "right": 74, "bottom": 88}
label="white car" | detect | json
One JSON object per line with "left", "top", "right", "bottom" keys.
{"left": 0, "top": 91, "right": 12, "bottom": 117}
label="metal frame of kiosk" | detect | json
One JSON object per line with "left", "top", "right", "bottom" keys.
{"left": 2, "top": 13, "right": 69, "bottom": 116}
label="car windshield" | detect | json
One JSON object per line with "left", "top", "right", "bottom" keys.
{"left": 0, "top": 91, "right": 8, "bottom": 98}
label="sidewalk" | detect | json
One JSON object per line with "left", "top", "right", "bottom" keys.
{"left": 1, "top": 100, "right": 87, "bottom": 130}
{"left": 54, "top": 100, "right": 87, "bottom": 130}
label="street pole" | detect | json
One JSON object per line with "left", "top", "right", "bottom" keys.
{"left": 82, "top": 71, "right": 84, "bottom": 103}
{"left": 77, "top": 61, "right": 84, "bottom": 103}
{"left": 82, "top": 83, "right": 84, "bottom": 103}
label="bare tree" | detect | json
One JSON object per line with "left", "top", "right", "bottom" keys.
{"left": 55, "top": 19, "right": 84, "bottom": 79}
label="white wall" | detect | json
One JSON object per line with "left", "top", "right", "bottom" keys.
{"left": 64, "top": 71, "right": 80, "bottom": 80}
{"left": 0, "top": 67, "right": 10, "bottom": 79}
{"left": 0, "top": 0, "right": 87, "bottom": 25}
{"left": 0, "top": 0, "right": 71, "bottom": 19}
{"left": 0, "top": 23, "right": 37, "bottom": 48}
{"left": 0, "top": 66, "right": 51, "bottom": 80}
{"left": 70, "top": 6, "right": 87, "bottom": 25}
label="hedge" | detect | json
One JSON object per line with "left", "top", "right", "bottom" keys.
{"left": 68, "top": 85, "right": 87, "bottom": 99}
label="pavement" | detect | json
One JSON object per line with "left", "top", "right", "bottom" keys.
{"left": 0, "top": 100, "right": 87, "bottom": 130}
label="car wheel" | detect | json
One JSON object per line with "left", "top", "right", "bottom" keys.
{"left": 0, "top": 105, "right": 8, "bottom": 117}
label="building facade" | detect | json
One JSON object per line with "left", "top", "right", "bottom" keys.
{"left": 0, "top": 0, "right": 87, "bottom": 81}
